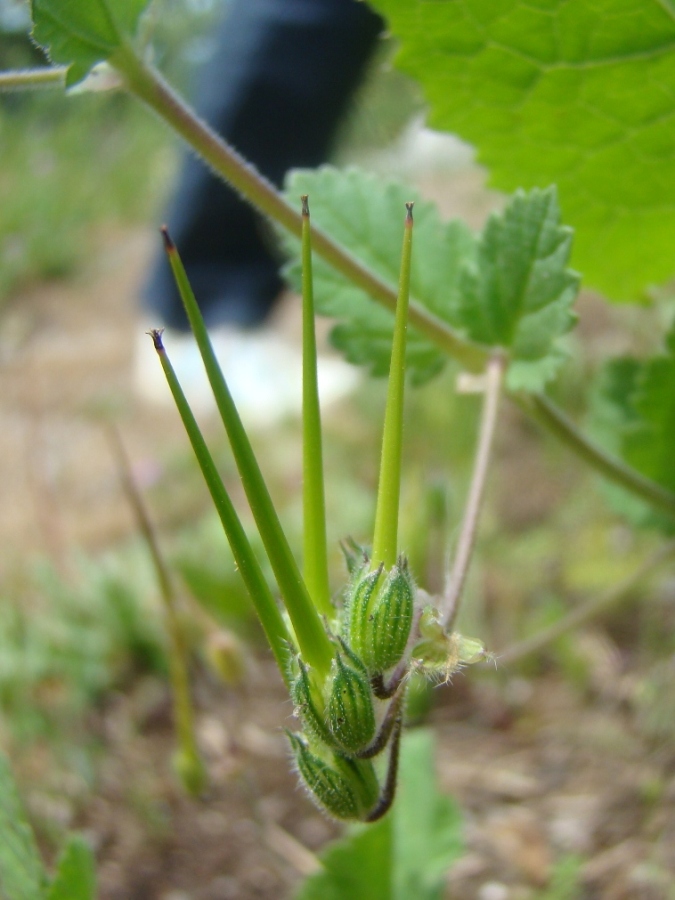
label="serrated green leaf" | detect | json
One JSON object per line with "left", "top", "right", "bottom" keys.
{"left": 624, "top": 328, "right": 675, "bottom": 495}
{"left": 0, "top": 752, "right": 47, "bottom": 900}
{"left": 46, "top": 835, "right": 96, "bottom": 900}
{"left": 30, "top": 0, "right": 147, "bottom": 85}
{"left": 588, "top": 352, "right": 675, "bottom": 531}
{"left": 284, "top": 171, "right": 576, "bottom": 392}
{"left": 367, "top": 0, "right": 675, "bottom": 301}
{"left": 456, "top": 186, "right": 579, "bottom": 390}
{"left": 294, "top": 730, "right": 462, "bottom": 900}
{"left": 284, "top": 167, "right": 476, "bottom": 386}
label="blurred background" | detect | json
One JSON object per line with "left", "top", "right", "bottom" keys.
{"left": 1, "top": 2, "right": 675, "bottom": 898}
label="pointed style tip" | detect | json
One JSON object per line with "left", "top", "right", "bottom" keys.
{"left": 405, "top": 202, "right": 414, "bottom": 223}
{"left": 301, "top": 195, "right": 310, "bottom": 217}
{"left": 147, "top": 328, "right": 165, "bottom": 352}
{"left": 160, "top": 225, "right": 176, "bottom": 252}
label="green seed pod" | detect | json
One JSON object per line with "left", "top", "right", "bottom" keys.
{"left": 346, "top": 560, "right": 414, "bottom": 673}
{"left": 327, "top": 653, "right": 376, "bottom": 755}
{"left": 290, "top": 659, "right": 333, "bottom": 747}
{"left": 370, "top": 561, "right": 415, "bottom": 671}
{"left": 345, "top": 564, "right": 383, "bottom": 663}
{"left": 287, "top": 732, "right": 361, "bottom": 820}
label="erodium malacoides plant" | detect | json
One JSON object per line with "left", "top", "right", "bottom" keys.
{"left": 149, "top": 198, "right": 487, "bottom": 821}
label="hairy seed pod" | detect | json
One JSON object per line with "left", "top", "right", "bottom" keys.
{"left": 345, "top": 564, "right": 383, "bottom": 663}
{"left": 370, "top": 561, "right": 415, "bottom": 671}
{"left": 346, "top": 560, "right": 414, "bottom": 673}
{"left": 327, "top": 653, "right": 376, "bottom": 755}
{"left": 290, "top": 659, "right": 333, "bottom": 747}
{"left": 287, "top": 732, "right": 362, "bottom": 820}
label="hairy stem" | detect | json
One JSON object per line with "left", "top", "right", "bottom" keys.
{"left": 102, "top": 46, "right": 675, "bottom": 523}
{"left": 443, "top": 356, "right": 505, "bottom": 629}
{"left": 111, "top": 45, "right": 484, "bottom": 372}
{"left": 522, "top": 393, "right": 675, "bottom": 518}
{"left": 0, "top": 67, "right": 66, "bottom": 91}
{"left": 300, "top": 196, "right": 331, "bottom": 617}
{"left": 498, "top": 538, "right": 675, "bottom": 666}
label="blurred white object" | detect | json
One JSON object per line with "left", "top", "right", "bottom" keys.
{"left": 67, "top": 62, "right": 123, "bottom": 94}
{"left": 135, "top": 323, "right": 360, "bottom": 426}
{"left": 364, "top": 114, "right": 474, "bottom": 176}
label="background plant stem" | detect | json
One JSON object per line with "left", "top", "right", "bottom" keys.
{"left": 498, "top": 538, "right": 675, "bottom": 665}
{"left": 107, "top": 424, "right": 205, "bottom": 792}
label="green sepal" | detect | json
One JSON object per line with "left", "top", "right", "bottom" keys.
{"left": 290, "top": 659, "right": 334, "bottom": 748}
{"left": 327, "top": 653, "right": 376, "bottom": 756}
{"left": 287, "top": 732, "right": 363, "bottom": 821}
{"left": 332, "top": 755, "right": 381, "bottom": 817}
{"left": 413, "top": 607, "right": 489, "bottom": 682}
{"left": 340, "top": 537, "right": 370, "bottom": 579}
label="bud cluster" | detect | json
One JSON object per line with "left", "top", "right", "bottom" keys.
{"left": 287, "top": 549, "right": 485, "bottom": 822}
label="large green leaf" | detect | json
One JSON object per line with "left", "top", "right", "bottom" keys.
{"left": 294, "top": 729, "right": 463, "bottom": 900}
{"left": 284, "top": 169, "right": 577, "bottom": 391}
{"left": 46, "top": 836, "right": 96, "bottom": 900}
{"left": 367, "top": 0, "right": 675, "bottom": 301}
{"left": 30, "top": 0, "right": 147, "bottom": 85}
{"left": 0, "top": 753, "right": 47, "bottom": 900}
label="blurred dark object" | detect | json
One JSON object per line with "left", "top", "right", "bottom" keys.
{"left": 142, "top": 0, "right": 384, "bottom": 331}
{"left": 0, "top": 0, "right": 41, "bottom": 77}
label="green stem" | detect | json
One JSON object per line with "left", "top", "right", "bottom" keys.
{"left": 443, "top": 355, "right": 504, "bottom": 629}
{"left": 160, "top": 231, "right": 333, "bottom": 676}
{"left": 111, "top": 45, "right": 484, "bottom": 373}
{"left": 372, "top": 203, "right": 414, "bottom": 570}
{"left": 498, "top": 538, "right": 675, "bottom": 666}
{"left": 300, "top": 196, "right": 331, "bottom": 617}
{"left": 108, "top": 46, "right": 675, "bottom": 522}
{"left": 107, "top": 424, "right": 205, "bottom": 792}
{"left": 0, "top": 67, "right": 67, "bottom": 91}
{"left": 522, "top": 393, "right": 675, "bottom": 518}
{"left": 148, "top": 329, "right": 293, "bottom": 687}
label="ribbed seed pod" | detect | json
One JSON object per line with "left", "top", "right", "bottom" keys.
{"left": 290, "top": 659, "right": 333, "bottom": 747}
{"left": 327, "top": 652, "right": 376, "bottom": 755}
{"left": 287, "top": 732, "right": 362, "bottom": 820}
{"left": 369, "top": 562, "right": 415, "bottom": 671}
{"left": 346, "top": 560, "right": 414, "bottom": 674}
{"left": 345, "top": 565, "right": 383, "bottom": 664}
